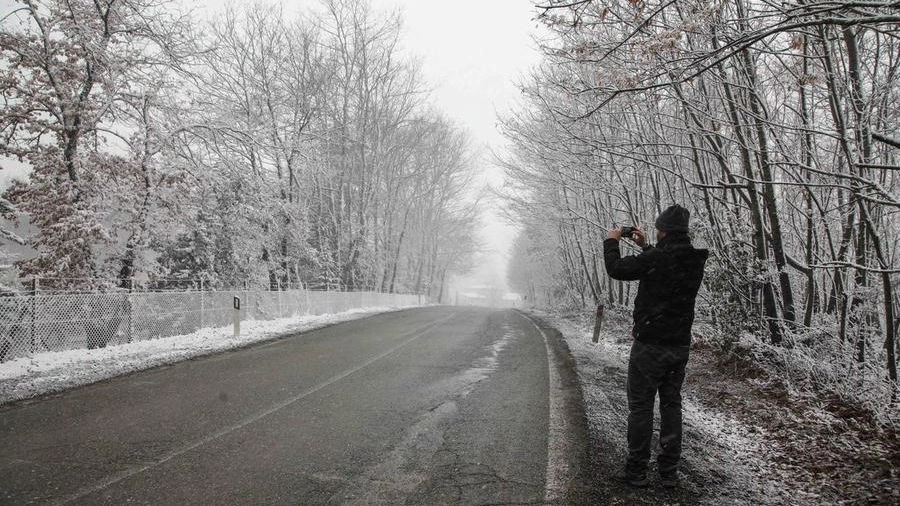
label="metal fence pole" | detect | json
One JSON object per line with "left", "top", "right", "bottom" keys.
{"left": 277, "top": 279, "right": 282, "bottom": 318}
{"left": 31, "top": 277, "right": 38, "bottom": 353}
{"left": 127, "top": 278, "right": 134, "bottom": 343}
{"left": 200, "top": 278, "right": 205, "bottom": 330}
{"left": 246, "top": 288, "right": 252, "bottom": 321}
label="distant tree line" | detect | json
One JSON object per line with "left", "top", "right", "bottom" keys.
{"left": 502, "top": 1, "right": 898, "bottom": 392}
{"left": 0, "top": 0, "right": 479, "bottom": 301}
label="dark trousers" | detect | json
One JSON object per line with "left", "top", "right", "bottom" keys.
{"left": 625, "top": 340, "right": 690, "bottom": 476}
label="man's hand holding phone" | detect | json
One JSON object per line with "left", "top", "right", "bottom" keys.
{"left": 609, "top": 225, "right": 647, "bottom": 248}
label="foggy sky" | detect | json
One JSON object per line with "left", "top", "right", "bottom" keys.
{"left": 369, "top": 0, "right": 540, "bottom": 292}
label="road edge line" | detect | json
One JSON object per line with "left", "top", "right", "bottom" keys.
{"left": 518, "top": 311, "right": 575, "bottom": 505}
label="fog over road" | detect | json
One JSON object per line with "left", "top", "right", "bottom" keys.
{"left": 0, "top": 307, "right": 590, "bottom": 505}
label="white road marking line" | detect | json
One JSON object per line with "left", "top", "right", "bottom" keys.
{"left": 518, "top": 312, "right": 572, "bottom": 505}
{"left": 51, "top": 312, "right": 457, "bottom": 506}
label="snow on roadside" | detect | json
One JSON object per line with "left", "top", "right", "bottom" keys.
{"left": 535, "top": 310, "right": 796, "bottom": 506}
{"left": 679, "top": 398, "right": 786, "bottom": 505}
{"left": 0, "top": 306, "right": 419, "bottom": 405}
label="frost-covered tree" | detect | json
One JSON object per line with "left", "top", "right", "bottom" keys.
{"left": 501, "top": 0, "right": 899, "bottom": 404}
{"left": 508, "top": 223, "right": 569, "bottom": 307}
{"left": 0, "top": 0, "right": 480, "bottom": 297}
{"left": 152, "top": 0, "right": 479, "bottom": 293}
{"left": 0, "top": 0, "right": 196, "bottom": 289}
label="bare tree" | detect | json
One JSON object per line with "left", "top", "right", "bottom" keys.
{"left": 501, "top": 0, "right": 899, "bottom": 404}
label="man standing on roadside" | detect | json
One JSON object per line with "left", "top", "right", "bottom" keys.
{"left": 603, "top": 205, "right": 709, "bottom": 488}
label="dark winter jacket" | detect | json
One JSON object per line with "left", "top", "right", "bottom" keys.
{"left": 603, "top": 232, "right": 709, "bottom": 346}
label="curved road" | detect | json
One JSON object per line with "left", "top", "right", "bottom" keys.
{"left": 0, "top": 307, "right": 591, "bottom": 506}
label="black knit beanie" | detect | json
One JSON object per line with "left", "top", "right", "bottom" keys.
{"left": 655, "top": 205, "right": 690, "bottom": 233}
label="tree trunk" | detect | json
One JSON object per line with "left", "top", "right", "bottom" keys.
{"left": 734, "top": 2, "right": 796, "bottom": 327}
{"left": 713, "top": 34, "right": 782, "bottom": 344}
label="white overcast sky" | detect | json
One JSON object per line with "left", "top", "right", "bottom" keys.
{"left": 366, "top": 0, "right": 541, "bottom": 291}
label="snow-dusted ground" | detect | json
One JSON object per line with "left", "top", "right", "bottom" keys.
{"left": 0, "top": 306, "right": 419, "bottom": 405}
{"left": 537, "top": 311, "right": 801, "bottom": 506}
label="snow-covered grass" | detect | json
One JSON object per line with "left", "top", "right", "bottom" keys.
{"left": 531, "top": 309, "right": 792, "bottom": 505}
{"left": 532, "top": 307, "right": 899, "bottom": 505}
{"left": 0, "top": 306, "right": 419, "bottom": 405}
{"left": 751, "top": 330, "right": 897, "bottom": 426}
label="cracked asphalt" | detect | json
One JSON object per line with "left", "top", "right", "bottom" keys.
{"left": 0, "top": 307, "right": 592, "bottom": 506}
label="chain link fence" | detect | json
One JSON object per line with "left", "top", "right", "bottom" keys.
{"left": 0, "top": 289, "right": 420, "bottom": 362}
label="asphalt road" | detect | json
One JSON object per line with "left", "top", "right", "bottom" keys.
{"left": 0, "top": 306, "right": 591, "bottom": 506}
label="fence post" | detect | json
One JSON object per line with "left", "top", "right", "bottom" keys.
{"left": 31, "top": 277, "right": 38, "bottom": 353}
{"left": 243, "top": 280, "right": 250, "bottom": 321}
{"left": 277, "top": 279, "right": 283, "bottom": 318}
{"left": 200, "top": 278, "right": 205, "bottom": 330}
{"left": 127, "top": 278, "right": 134, "bottom": 343}
{"left": 297, "top": 279, "right": 306, "bottom": 316}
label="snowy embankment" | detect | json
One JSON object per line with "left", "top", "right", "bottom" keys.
{"left": 534, "top": 310, "right": 806, "bottom": 506}
{"left": 0, "top": 306, "right": 418, "bottom": 405}
{"left": 535, "top": 309, "right": 898, "bottom": 506}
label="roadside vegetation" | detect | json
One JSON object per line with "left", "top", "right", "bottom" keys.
{"left": 542, "top": 308, "right": 898, "bottom": 505}
{"left": 0, "top": 0, "right": 479, "bottom": 298}
{"left": 502, "top": 0, "right": 898, "bottom": 428}
{"left": 502, "top": 2, "right": 898, "bottom": 503}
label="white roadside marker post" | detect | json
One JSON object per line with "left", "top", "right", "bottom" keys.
{"left": 233, "top": 296, "right": 241, "bottom": 338}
